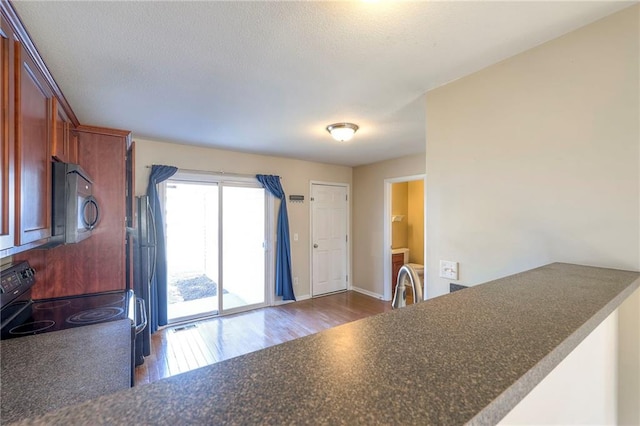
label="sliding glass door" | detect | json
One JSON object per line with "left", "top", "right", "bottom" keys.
{"left": 165, "top": 173, "right": 268, "bottom": 323}
{"left": 165, "top": 181, "right": 219, "bottom": 321}
{"left": 222, "top": 185, "right": 266, "bottom": 311}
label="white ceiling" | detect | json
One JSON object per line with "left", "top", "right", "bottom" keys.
{"left": 12, "top": 1, "right": 633, "bottom": 167}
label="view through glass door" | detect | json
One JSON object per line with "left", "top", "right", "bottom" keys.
{"left": 165, "top": 174, "right": 267, "bottom": 323}
{"left": 222, "top": 185, "right": 265, "bottom": 311}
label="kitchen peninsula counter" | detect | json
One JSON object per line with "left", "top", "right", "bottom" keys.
{"left": 1, "top": 319, "right": 131, "bottom": 424}
{"left": 9, "top": 263, "right": 640, "bottom": 425}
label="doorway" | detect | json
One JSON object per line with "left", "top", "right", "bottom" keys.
{"left": 383, "top": 175, "right": 426, "bottom": 301}
{"left": 310, "top": 182, "right": 349, "bottom": 296}
{"left": 164, "top": 172, "right": 271, "bottom": 323}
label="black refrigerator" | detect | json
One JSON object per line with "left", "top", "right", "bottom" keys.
{"left": 133, "top": 195, "right": 155, "bottom": 365}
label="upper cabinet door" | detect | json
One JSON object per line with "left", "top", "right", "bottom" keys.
{"left": 68, "top": 128, "right": 78, "bottom": 164}
{"left": 15, "top": 41, "right": 52, "bottom": 246}
{"left": 0, "top": 16, "right": 15, "bottom": 251}
{"left": 51, "top": 97, "right": 73, "bottom": 162}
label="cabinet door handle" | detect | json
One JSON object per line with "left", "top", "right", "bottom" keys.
{"left": 313, "top": 244, "right": 318, "bottom": 248}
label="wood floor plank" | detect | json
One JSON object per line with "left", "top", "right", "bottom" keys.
{"left": 135, "top": 291, "right": 392, "bottom": 385}
{"left": 190, "top": 328, "right": 217, "bottom": 366}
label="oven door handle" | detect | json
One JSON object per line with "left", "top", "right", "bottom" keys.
{"left": 135, "top": 298, "right": 147, "bottom": 335}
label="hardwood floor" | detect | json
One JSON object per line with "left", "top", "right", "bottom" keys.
{"left": 134, "top": 291, "right": 392, "bottom": 386}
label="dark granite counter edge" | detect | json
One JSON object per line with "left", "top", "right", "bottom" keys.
{"left": 6, "top": 264, "right": 639, "bottom": 425}
{"left": 469, "top": 275, "right": 640, "bottom": 425}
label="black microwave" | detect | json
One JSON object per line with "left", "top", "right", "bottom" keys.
{"left": 50, "top": 162, "right": 99, "bottom": 245}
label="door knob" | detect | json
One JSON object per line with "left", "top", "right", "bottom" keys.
{"left": 313, "top": 244, "right": 318, "bottom": 248}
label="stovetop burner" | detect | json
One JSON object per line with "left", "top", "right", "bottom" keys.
{"left": 66, "top": 307, "right": 125, "bottom": 325}
{"left": 9, "top": 320, "right": 56, "bottom": 335}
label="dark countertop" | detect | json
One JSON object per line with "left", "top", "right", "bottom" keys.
{"left": 1, "top": 319, "right": 131, "bottom": 424}
{"left": 8, "top": 263, "right": 640, "bottom": 425}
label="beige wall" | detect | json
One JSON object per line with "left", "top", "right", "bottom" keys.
{"left": 391, "top": 183, "right": 408, "bottom": 249}
{"left": 425, "top": 5, "right": 639, "bottom": 423}
{"left": 426, "top": 5, "right": 639, "bottom": 296}
{"left": 134, "top": 138, "right": 352, "bottom": 300}
{"left": 407, "top": 180, "right": 424, "bottom": 264}
{"left": 352, "top": 153, "right": 425, "bottom": 296}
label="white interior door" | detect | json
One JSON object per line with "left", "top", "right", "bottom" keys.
{"left": 311, "top": 183, "right": 348, "bottom": 296}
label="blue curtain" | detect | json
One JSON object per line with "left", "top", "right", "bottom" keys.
{"left": 256, "top": 175, "right": 295, "bottom": 301}
{"left": 147, "top": 165, "right": 178, "bottom": 333}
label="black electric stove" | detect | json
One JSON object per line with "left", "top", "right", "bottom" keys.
{"left": 1, "top": 291, "right": 131, "bottom": 339}
{"left": 1, "top": 261, "right": 145, "bottom": 386}
{"left": 1, "top": 262, "right": 134, "bottom": 340}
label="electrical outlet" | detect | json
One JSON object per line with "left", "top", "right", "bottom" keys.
{"left": 294, "top": 276, "right": 299, "bottom": 286}
{"left": 439, "top": 260, "right": 458, "bottom": 280}
{"left": 293, "top": 233, "right": 298, "bottom": 241}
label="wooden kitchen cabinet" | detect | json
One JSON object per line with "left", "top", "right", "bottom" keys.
{"left": 4, "top": 0, "right": 130, "bottom": 296}
{"left": 51, "top": 97, "right": 76, "bottom": 163}
{"left": 0, "top": 15, "right": 16, "bottom": 251}
{"left": 68, "top": 129, "right": 78, "bottom": 163}
{"left": 15, "top": 40, "right": 53, "bottom": 247}
{"left": 19, "top": 125, "right": 132, "bottom": 299}
{"left": 74, "top": 126, "right": 130, "bottom": 295}
{"left": 0, "top": 2, "right": 80, "bottom": 257}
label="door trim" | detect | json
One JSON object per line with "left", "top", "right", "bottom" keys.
{"left": 309, "top": 181, "right": 350, "bottom": 297}
{"left": 383, "top": 174, "right": 426, "bottom": 301}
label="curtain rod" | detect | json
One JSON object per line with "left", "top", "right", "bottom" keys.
{"left": 145, "top": 165, "right": 281, "bottom": 180}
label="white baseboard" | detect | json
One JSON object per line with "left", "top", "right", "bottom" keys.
{"left": 350, "top": 286, "right": 384, "bottom": 300}
{"left": 275, "top": 290, "right": 384, "bottom": 304}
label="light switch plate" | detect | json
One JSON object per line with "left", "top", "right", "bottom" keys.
{"left": 440, "top": 260, "right": 459, "bottom": 280}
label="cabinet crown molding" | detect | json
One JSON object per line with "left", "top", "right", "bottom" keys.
{"left": 1, "top": 0, "right": 79, "bottom": 127}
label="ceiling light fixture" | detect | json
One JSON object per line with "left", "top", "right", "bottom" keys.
{"left": 326, "top": 123, "right": 359, "bottom": 142}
